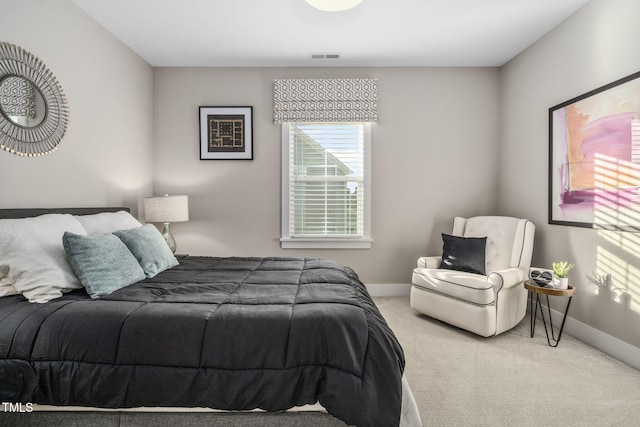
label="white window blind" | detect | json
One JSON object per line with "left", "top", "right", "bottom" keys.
{"left": 281, "top": 123, "right": 371, "bottom": 249}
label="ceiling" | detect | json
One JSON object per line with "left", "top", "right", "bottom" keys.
{"left": 72, "top": 0, "right": 591, "bottom": 67}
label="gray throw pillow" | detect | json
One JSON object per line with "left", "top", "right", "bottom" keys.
{"left": 63, "top": 232, "right": 146, "bottom": 298}
{"left": 113, "top": 224, "right": 179, "bottom": 278}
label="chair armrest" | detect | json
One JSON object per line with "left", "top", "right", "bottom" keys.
{"left": 487, "top": 268, "right": 527, "bottom": 292}
{"left": 417, "top": 256, "right": 441, "bottom": 269}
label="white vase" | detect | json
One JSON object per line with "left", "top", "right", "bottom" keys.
{"left": 553, "top": 276, "right": 569, "bottom": 289}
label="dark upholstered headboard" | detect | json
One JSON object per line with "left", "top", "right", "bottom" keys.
{"left": 0, "top": 207, "right": 130, "bottom": 219}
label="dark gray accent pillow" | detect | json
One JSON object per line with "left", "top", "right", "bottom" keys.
{"left": 439, "top": 233, "right": 487, "bottom": 275}
{"left": 113, "top": 224, "right": 179, "bottom": 278}
{"left": 63, "top": 232, "right": 146, "bottom": 298}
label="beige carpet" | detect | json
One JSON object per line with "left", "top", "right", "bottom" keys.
{"left": 374, "top": 297, "right": 640, "bottom": 427}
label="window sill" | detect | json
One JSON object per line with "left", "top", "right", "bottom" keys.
{"left": 280, "top": 238, "right": 372, "bottom": 249}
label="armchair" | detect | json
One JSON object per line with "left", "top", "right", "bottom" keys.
{"left": 410, "top": 216, "right": 535, "bottom": 337}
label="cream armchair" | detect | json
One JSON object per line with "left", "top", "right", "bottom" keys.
{"left": 410, "top": 216, "right": 535, "bottom": 337}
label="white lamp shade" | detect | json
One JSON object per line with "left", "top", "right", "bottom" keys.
{"left": 305, "top": 0, "right": 363, "bottom": 12}
{"left": 144, "top": 195, "right": 189, "bottom": 223}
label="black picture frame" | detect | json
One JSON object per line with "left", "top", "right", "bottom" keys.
{"left": 199, "top": 106, "right": 253, "bottom": 160}
{"left": 548, "top": 71, "right": 640, "bottom": 231}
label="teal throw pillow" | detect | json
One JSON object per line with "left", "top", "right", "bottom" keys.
{"left": 113, "top": 224, "right": 179, "bottom": 278}
{"left": 63, "top": 232, "right": 146, "bottom": 298}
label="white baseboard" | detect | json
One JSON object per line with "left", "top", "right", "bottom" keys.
{"left": 365, "top": 283, "right": 411, "bottom": 297}
{"left": 532, "top": 299, "right": 640, "bottom": 370}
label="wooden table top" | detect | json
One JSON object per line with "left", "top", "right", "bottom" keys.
{"left": 524, "top": 279, "right": 576, "bottom": 297}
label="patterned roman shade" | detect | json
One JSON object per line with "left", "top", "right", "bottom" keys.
{"left": 273, "top": 78, "right": 378, "bottom": 123}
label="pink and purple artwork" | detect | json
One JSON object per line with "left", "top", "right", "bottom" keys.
{"left": 549, "top": 71, "right": 640, "bottom": 231}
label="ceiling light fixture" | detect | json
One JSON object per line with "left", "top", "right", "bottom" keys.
{"left": 305, "top": 0, "right": 363, "bottom": 12}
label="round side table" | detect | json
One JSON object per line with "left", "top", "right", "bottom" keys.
{"left": 524, "top": 280, "right": 576, "bottom": 347}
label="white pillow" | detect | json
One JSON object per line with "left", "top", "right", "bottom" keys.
{"left": 0, "top": 282, "right": 18, "bottom": 297}
{"left": 0, "top": 265, "right": 18, "bottom": 297}
{"left": 75, "top": 211, "right": 142, "bottom": 234}
{"left": 0, "top": 214, "right": 87, "bottom": 303}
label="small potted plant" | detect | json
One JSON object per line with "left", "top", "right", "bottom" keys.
{"left": 552, "top": 261, "right": 574, "bottom": 289}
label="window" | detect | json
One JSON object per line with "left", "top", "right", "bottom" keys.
{"left": 281, "top": 122, "right": 371, "bottom": 249}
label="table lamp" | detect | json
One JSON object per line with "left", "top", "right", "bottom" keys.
{"left": 143, "top": 194, "right": 189, "bottom": 253}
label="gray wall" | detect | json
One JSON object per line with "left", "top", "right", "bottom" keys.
{"left": 153, "top": 67, "right": 501, "bottom": 284}
{"left": 499, "top": 0, "right": 640, "bottom": 347}
{"left": 0, "top": 0, "right": 154, "bottom": 215}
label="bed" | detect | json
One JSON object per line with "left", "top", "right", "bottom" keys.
{"left": 0, "top": 208, "right": 420, "bottom": 427}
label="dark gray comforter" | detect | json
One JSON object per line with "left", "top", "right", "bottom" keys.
{"left": 0, "top": 257, "right": 405, "bottom": 427}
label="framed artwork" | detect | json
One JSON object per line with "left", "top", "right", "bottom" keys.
{"left": 199, "top": 106, "right": 253, "bottom": 160}
{"left": 549, "top": 71, "right": 640, "bottom": 231}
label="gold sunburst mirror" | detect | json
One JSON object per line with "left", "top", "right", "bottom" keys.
{"left": 0, "top": 42, "right": 69, "bottom": 157}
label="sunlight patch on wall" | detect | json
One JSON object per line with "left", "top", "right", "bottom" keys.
{"left": 594, "top": 245, "right": 637, "bottom": 311}
{"left": 594, "top": 152, "right": 640, "bottom": 312}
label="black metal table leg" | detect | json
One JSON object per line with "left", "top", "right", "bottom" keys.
{"left": 529, "top": 291, "right": 537, "bottom": 337}
{"left": 545, "top": 294, "right": 557, "bottom": 342}
{"left": 536, "top": 295, "right": 573, "bottom": 347}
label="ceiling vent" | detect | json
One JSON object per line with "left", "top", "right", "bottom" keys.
{"left": 311, "top": 53, "right": 340, "bottom": 60}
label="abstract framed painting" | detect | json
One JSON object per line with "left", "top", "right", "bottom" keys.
{"left": 549, "top": 71, "right": 640, "bottom": 231}
{"left": 199, "top": 106, "right": 253, "bottom": 160}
